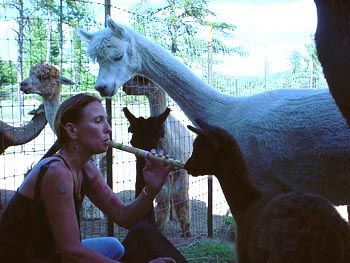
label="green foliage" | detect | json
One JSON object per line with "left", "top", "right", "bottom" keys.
{"left": 285, "top": 34, "right": 325, "bottom": 89}
{"left": 130, "top": 0, "right": 244, "bottom": 57}
{"left": 4, "top": 0, "right": 95, "bottom": 88}
{"left": 180, "top": 239, "right": 236, "bottom": 262}
{"left": 223, "top": 214, "right": 236, "bottom": 239}
{"left": 0, "top": 60, "right": 17, "bottom": 85}
{"left": 223, "top": 214, "right": 236, "bottom": 228}
{"left": 23, "top": 17, "right": 48, "bottom": 67}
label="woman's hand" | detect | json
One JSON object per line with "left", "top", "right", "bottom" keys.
{"left": 148, "top": 257, "right": 176, "bottom": 263}
{"left": 143, "top": 149, "right": 174, "bottom": 195}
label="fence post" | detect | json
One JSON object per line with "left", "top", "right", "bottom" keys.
{"left": 207, "top": 25, "right": 213, "bottom": 238}
{"left": 104, "top": 0, "right": 114, "bottom": 238}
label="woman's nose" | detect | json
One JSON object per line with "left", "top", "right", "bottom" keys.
{"left": 105, "top": 121, "right": 112, "bottom": 133}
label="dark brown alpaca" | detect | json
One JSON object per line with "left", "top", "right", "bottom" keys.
{"left": 314, "top": 0, "right": 350, "bottom": 220}
{"left": 314, "top": 0, "right": 350, "bottom": 126}
{"left": 185, "top": 119, "right": 350, "bottom": 263}
{"left": 123, "top": 107, "right": 171, "bottom": 225}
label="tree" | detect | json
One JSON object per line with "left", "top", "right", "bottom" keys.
{"left": 131, "top": 0, "right": 244, "bottom": 56}
{"left": 305, "top": 34, "right": 324, "bottom": 88}
{"left": 130, "top": 0, "right": 246, "bottom": 93}
{"left": 0, "top": 60, "right": 17, "bottom": 85}
{"left": 285, "top": 34, "right": 325, "bottom": 89}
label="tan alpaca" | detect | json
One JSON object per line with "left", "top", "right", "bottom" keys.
{"left": 20, "top": 63, "right": 75, "bottom": 130}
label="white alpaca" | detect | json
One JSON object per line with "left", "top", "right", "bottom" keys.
{"left": 78, "top": 17, "right": 350, "bottom": 207}
{"left": 20, "top": 63, "right": 104, "bottom": 220}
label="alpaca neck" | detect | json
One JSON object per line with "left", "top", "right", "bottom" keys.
{"left": 44, "top": 93, "right": 60, "bottom": 131}
{"left": 135, "top": 35, "right": 241, "bottom": 125}
{"left": 216, "top": 161, "right": 262, "bottom": 218}
{"left": 146, "top": 87, "right": 167, "bottom": 116}
{"left": 135, "top": 156, "right": 146, "bottom": 196}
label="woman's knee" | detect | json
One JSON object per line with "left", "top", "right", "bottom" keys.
{"left": 105, "top": 237, "right": 125, "bottom": 260}
{"left": 82, "top": 236, "right": 124, "bottom": 260}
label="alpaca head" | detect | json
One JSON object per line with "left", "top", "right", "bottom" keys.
{"left": 185, "top": 119, "right": 244, "bottom": 177}
{"left": 123, "top": 107, "right": 171, "bottom": 151}
{"left": 20, "top": 63, "right": 75, "bottom": 102}
{"left": 78, "top": 16, "right": 141, "bottom": 97}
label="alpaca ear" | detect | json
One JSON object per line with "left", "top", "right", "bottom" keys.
{"left": 187, "top": 125, "right": 204, "bottom": 136}
{"left": 107, "top": 16, "right": 125, "bottom": 38}
{"left": 77, "top": 29, "right": 94, "bottom": 43}
{"left": 123, "top": 107, "right": 137, "bottom": 123}
{"left": 158, "top": 107, "right": 171, "bottom": 124}
{"left": 60, "top": 76, "right": 75, "bottom": 86}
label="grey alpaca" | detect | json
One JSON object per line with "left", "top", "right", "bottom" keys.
{"left": 123, "top": 106, "right": 170, "bottom": 225}
{"left": 185, "top": 120, "right": 350, "bottom": 263}
{"left": 123, "top": 76, "right": 191, "bottom": 237}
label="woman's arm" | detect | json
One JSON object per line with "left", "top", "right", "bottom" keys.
{"left": 41, "top": 162, "right": 121, "bottom": 263}
{"left": 85, "top": 154, "right": 172, "bottom": 229}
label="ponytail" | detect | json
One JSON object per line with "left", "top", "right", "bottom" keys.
{"left": 41, "top": 139, "right": 61, "bottom": 160}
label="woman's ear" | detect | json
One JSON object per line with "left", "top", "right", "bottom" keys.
{"left": 62, "top": 123, "right": 78, "bottom": 140}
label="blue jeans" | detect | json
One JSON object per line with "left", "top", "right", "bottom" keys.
{"left": 82, "top": 237, "right": 125, "bottom": 260}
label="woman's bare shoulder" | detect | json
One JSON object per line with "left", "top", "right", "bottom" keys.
{"left": 19, "top": 156, "right": 73, "bottom": 198}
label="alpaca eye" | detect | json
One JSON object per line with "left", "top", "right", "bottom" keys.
{"left": 114, "top": 55, "right": 123, "bottom": 61}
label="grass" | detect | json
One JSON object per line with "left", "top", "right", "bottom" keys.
{"left": 180, "top": 239, "right": 236, "bottom": 263}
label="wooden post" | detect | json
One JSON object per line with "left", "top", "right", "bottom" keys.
{"left": 207, "top": 25, "right": 213, "bottom": 238}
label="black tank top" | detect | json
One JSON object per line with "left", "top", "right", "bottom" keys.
{"left": 0, "top": 155, "right": 86, "bottom": 262}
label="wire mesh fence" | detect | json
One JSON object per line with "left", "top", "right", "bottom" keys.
{"left": 0, "top": 0, "right": 328, "bottom": 248}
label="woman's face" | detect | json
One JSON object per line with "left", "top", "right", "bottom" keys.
{"left": 74, "top": 101, "right": 112, "bottom": 155}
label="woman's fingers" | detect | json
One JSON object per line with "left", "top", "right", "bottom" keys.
{"left": 150, "top": 148, "right": 165, "bottom": 157}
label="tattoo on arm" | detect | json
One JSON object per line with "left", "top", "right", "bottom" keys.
{"left": 57, "top": 180, "right": 68, "bottom": 196}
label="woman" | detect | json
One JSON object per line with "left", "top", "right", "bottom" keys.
{"left": 0, "top": 93, "right": 176, "bottom": 262}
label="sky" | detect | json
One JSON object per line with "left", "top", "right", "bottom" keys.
{"left": 208, "top": 0, "right": 317, "bottom": 54}
{"left": 206, "top": 0, "right": 318, "bottom": 75}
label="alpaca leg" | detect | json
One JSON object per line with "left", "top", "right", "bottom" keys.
{"left": 155, "top": 181, "right": 171, "bottom": 231}
{"left": 172, "top": 170, "right": 191, "bottom": 237}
